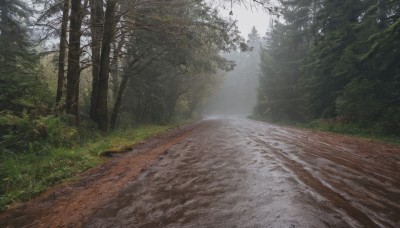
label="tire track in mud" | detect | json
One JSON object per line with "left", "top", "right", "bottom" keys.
{"left": 85, "top": 120, "right": 254, "bottom": 227}
{"left": 243, "top": 120, "right": 400, "bottom": 227}
{"left": 231, "top": 122, "right": 373, "bottom": 226}
{"left": 87, "top": 119, "right": 347, "bottom": 227}
{"left": 282, "top": 144, "right": 400, "bottom": 227}
{"left": 255, "top": 139, "right": 378, "bottom": 227}
{"left": 0, "top": 123, "right": 201, "bottom": 228}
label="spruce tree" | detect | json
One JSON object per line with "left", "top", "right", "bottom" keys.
{"left": 255, "top": 0, "right": 315, "bottom": 122}
{"left": 0, "top": 0, "right": 41, "bottom": 113}
{"left": 336, "top": 0, "right": 400, "bottom": 133}
{"left": 307, "top": 0, "right": 365, "bottom": 118}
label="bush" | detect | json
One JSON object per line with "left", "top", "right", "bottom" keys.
{"left": 0, "top": 113, "right": 80, "bottom": 156}
{"left": 336, "top": 78, "right": 384, "bottom": 125}
{"left": 43, "top": 116, "right": 78, "bottom": 147}
{"left": 0, "top": 111, "right": 43, "bottom": 155}
{"left": 0, "top": 122, "right": 174, "bottom": 211}
{"left": 379, "top": 106, "right": 400, "bottom": 135}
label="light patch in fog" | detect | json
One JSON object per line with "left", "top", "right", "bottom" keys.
{"left": 204, "top": 32, "right": 262, "bottom": 116}
{"left": 208, "top": 0, "right": 271, "bottom": 36}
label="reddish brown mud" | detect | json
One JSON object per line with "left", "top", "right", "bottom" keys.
{"left": 0, "top": 123, "right": 200, "bottom": 227}
{"left": 1, "top": 117, "right": 399, "bottom": 227}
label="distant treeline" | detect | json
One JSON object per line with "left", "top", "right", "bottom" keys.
{"left": 254, "top": 0, "right": 400, "bottom": 135}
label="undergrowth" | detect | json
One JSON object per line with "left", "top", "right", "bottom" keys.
{"left": 295, "top": 119, "right": 400, "bottom": 145}
{"left": 249, "top": 115, "right": 400, "bottom": 145}
{"left": 0, "top": 117, "right": 174, "bottom": 212}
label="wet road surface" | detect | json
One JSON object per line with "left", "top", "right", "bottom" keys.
{"left": 1, "top": 117, "right": 400, "bottom": 227}
{"left": 87, "top": 117, "right": 400, "bottom": 227}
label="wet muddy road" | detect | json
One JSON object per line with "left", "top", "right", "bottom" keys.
{"left": 2, "top": 117, "right": 400, "bottom": 227}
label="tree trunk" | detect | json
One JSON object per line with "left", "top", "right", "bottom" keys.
{"left": 110, "top": 74, "right": 129, "bottom": 130}
{"left": 65, "top": 0, "right": 83, "bottom": 125}
{"left": 110, "top": 34, "right": 125, "bottom": 103}
{"left": 95, "top": 0, "right": 118, "bottom": 132}
{"left": 89, "top": 0, "right": 104, "bottom": 122}
{"left": 167, "top": 96, "right": 178, "bottom": 123}
{"left": 56, "top": 0, "right": 70, "bottom": 107}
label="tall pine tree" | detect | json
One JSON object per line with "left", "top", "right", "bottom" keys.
{"left": 0, "top": 0, "right": 42, "bottom": 113}
{"left": 255, "top": 0, "right": 315, "bottom": 122}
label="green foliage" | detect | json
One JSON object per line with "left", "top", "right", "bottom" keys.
{"left": 298, "top": 119, "right": 400, "bottom": 144}
{"left": 0, "top": 0, "right": 48, "bottom": 114}
{"left": 254, "top": 0, "right": 312, "bottom": 122}
{"left": 0, "top": 147, "right": 100, "bottom": 209}
{"left": 255, "top": 0, "right": 400, "bottom": 135}
{"left": 0, "top": 111, "right": 43, "bottom": 154}
{"left": 336, "top": 78, "right": 384, "bottom": 124}
{"left": 379, "top": 106, "right": 400, "bottom": 135}
{"left": 0, "top": 114, "right": 79, "bottom": 155}
{"left": 113, "top": 0, "right": 241, "bottom": 126}
{"left": 0, "top": 123, "right": 174, "bottom": 211}
{"left": 42, "top": 116, "right": 79, "bottom": 147}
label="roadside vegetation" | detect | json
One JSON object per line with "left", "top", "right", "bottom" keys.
{"left": 248, "top": 114, "right": 400, "bottom": 144}
{"left": 0, "top": 119, "right": 174, "bottom": 211}
{"left": 296, "top": 119, "right": 400, "bottom": 145}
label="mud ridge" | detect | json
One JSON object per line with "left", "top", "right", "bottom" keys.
{"left": 0, "top": 122, "right": 201, "bottom": 228}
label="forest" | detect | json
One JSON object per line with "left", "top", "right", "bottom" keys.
{"left": 0, "top": 0, "right": 247, "bottom": 209}
{"left": 254, "top": 0, "right": 400, "bottom": 136}
{"left": 0, "top": 0, "right": 399, "bottom": 212}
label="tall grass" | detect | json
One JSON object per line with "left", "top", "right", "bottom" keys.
{"left": 0, "top": 123, "right": 172, "bottom": 211}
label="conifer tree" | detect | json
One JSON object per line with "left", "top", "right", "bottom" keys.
{"left": 255, "top": 0, "right": 315, "bottom": 122}
{"left": 0, "top": 0, "right": 41, "bottom": 113}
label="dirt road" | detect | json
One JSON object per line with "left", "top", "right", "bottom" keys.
{"left": 1, "top": 117, "right": 400, "bottom": 227}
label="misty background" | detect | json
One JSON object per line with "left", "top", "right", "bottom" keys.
{"left": 201, "top": 1, "right": 269, "bottom": 116}
{"left": 204, "top": 26, "right": 262, "bottom": 116}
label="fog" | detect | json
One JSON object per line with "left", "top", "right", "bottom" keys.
{"left": 203, "top": 30, "right": 261, "bottom": 116}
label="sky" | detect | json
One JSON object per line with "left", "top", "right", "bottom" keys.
{"left": 210, "top": 1, "right": 272, "bottom": 39}
{"left": 224, "top": 5, "right": 270, "bottom": 38}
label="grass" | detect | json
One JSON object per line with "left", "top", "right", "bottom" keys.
{"left": 249, "top": 115, "right": 400, "bottom": 145}
{"left": 295, "top": 119, "right": 400, "bottom": 145}
{"left": 0, "top": 124, "right": 174, "bottom": 212}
